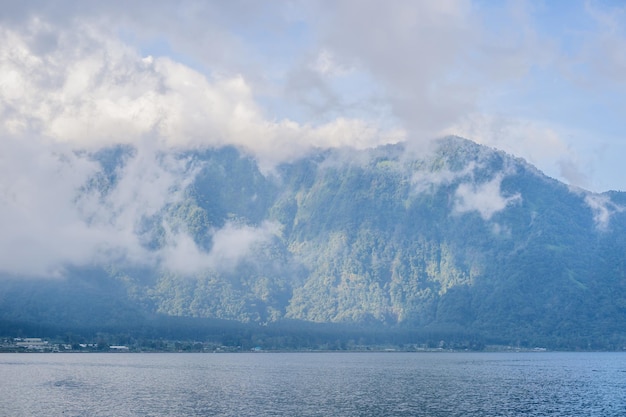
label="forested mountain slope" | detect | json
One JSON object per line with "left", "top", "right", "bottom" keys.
{"left": 2, "top": 137, "right": 625, "bottom": 348}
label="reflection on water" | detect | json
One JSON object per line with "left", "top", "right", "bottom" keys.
{"left": 0, "top": 352, "right": 625, "bottom": 416}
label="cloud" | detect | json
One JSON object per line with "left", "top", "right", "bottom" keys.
{"left": 454, "top": 173, "right": 521, "bottom": 220}
{"left": 0, "top": 137, "right": 101, "bottom": 277}
{"left": 209, "top": 221, "right": 279, "bottom": 265}
{"left": 407, "top": 139, "right": 522, "bottom": 220}
{"left": 578, "top": 2, "right": 626, "bottom": 88}
{"left": 312, "top": 0, "right": 478, "bottom": 138}
{"left": 444, "top": 113, "right": 591, "bottom": 187}
{"left": 79, "top": 142, "right": 196, "bottom": 261}
{"left": 311, "top": 49, "right": 352, "bottom": 77}
{"left": 0, "top": 20, "right": 403, "bottom": 169}
{"left": 0, "top": 1, "right": 260, "bottom": 73}
{"left": 3, "top": 0, "right": 625, "bottom": 194}
{"left": 308, "top": 1, "right": 560, "bottom": 140}
{"left": 583, "top": 193, "right": 624, "bottom": 231}
{"left": 0, "top": 132, "right": 280, "bottom": 277}
{"left": 159, "top": 221, "right": 280, "bottom": 275}
{"left": 0, "top": 136, "right": 198, "bottom": 277}
{"left": 411, "top": 161, "right": 478, "bottom": 194}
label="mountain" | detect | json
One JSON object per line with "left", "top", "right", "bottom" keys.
{"left": 2, "top": 137, "right": 626, "bottom": 349}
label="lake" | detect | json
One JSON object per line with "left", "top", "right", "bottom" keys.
{"left": 0, "top": 352, "right": 624, "bottom": 416}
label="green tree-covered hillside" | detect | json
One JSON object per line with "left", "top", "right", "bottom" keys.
{"left": 2, "top": 137, "right": 625, "bottom": 348}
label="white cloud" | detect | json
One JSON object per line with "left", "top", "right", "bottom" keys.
{"left": 79, "top": 142, "right": 196, "bottom": 261}
{"left": 0, "top": 137, "right": 101, "bottom": 277}
{"left": 454, "top": 173, "right": 521, "bottom": 220}
{"left": 206, "top": 221, "right": 280, "bottom": 267}
{"left": 0, "top": 21, "right": 404, "bottom": 169}
{"left": 0, "top": 136, "right": 197, "bottom": 277}
{"left": 583, "top": 193, "right": 624, "bottom": 231}
{"left": 0, "top": 132, "right": 283, "bottom": 277}
{"left": 411, "top": 161, "right": 478, "bottom": 194}
{"left": 159, "top": 221, "right": 280, "bottom": 275}
{"left": 311, "top": 49, "right": 352, "bottom": 77}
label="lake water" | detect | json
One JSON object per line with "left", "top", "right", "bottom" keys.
{"left": 0, "top": 352, "right": 625, "bottom": 416}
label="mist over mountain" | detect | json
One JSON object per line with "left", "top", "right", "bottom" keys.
{"left": 2, "top": 137, "right": 625, "bottom": 349}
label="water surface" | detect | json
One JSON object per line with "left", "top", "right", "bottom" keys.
{"left": 0, "top": 352, "right": 624, "bottom": 416}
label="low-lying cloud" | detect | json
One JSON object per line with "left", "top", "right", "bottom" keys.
{"left": 160, "top": 221, "right": 280, "bottom": 275}
{"left": 411, "top": 161, "right": 478, "bottom": 194}
{"left": 0, "top": 134, "right": 282, "bottom": 277}
{"left": 0, "top": 137, "right": 101, "bottom": 277}
{"left": 0, "top": 137, "right": 197, "bottom": 277}
{"left": 583, "top": 193, "right": 624, "bottom": 231}
{"left": 454, "top": 173, "right": 522, "bottom": 220}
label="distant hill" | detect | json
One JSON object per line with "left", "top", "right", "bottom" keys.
{"left": 2, "top": 137, "right": 625, "bottom": 349}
